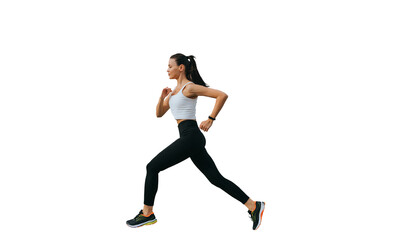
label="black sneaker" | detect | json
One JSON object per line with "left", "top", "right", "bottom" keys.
{"left": 126, "top": 210, "right": 157, "bottom": 228}
{"left": 248, "top": 201, "right": 265, "bottom": 230}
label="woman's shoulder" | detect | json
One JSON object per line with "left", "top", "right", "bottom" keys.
{"left": 186, "top": 83, "right": 226, "bottom": 98}
{"left": 186, "top": 82, "right": 205, "bottom": 90}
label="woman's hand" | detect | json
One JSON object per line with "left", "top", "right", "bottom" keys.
{"left": 161, "top": 87, "right": 172, "bottom": 99}
{"left": 200, "top": 119, "right": 213, "bottom": 132}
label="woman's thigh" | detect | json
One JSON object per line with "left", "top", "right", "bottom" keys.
{"left": 147, "top": 137, "right": 193, "bottom": 172}
{"left": 190, "top": 147, "right": 221, "bottom": 177}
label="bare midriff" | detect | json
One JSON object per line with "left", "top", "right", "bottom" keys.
{"left": 176, "top": 119, "right": 195, "bottom": 125}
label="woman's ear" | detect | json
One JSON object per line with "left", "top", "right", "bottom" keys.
{"left": 178, "top": 64, "right": 185, "bottom": 72}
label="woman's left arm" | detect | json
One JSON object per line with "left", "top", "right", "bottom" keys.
{"left": 187, "top": 84, "right": 229, "bottom": 132}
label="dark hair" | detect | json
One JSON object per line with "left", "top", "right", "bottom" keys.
{"left": 170, "top": 53, "right": 209, "bottom": 87}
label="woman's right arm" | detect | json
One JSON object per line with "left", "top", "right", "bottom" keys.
{"left": 156, "top": 87, "right": 172, "bottom": 117}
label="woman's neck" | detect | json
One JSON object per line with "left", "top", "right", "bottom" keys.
{"left": 176, "top": 75, "right": 190, "bottom": 86}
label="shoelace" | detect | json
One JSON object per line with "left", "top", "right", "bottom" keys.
{"left": 134, "top": 211, "right": 144, "bottom": 220}
{"left": 248, "top": 210, "right": 253, "bottom": 220}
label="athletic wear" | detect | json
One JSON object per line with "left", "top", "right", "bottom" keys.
{"left": 144, "top": 120, "right": 249, "bottom": 206}
{"left": 126, "top": 210, "right": 157, "bottom": 228}
{"left": 169, "top": 82, "right": 197, "bottom": 120}
{"left": 248, "top": 201, "right": 265, "bottom": 230}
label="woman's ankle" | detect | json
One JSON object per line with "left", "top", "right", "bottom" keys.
{"left": 143, "top": 205, "right": 153, "bottom": 216}
{"left": 245, "top": 199, "right": 256, "bottom": 212}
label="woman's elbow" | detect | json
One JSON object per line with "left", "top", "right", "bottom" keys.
{"left": 156, "top": 111, "right": 162, "bottom": 118}
{"left": 156, "top": 109, "right": 167, "bottom": 118}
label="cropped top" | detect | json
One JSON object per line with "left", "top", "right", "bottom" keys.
{"left": 169, "top": 82, "right": 197, "bottom": 120}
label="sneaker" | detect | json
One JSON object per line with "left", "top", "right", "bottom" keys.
{"left": 248, "top": 201, "right": 265, "bottom": 230}
{"left": 126, "top": 210, "right": 157, "bottom": 228}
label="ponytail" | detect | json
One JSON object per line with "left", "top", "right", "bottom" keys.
{"left": 170, "top": 53, "right": 209, "bottom": 87}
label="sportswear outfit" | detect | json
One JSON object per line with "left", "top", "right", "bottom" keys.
{"left": 145, "top": 81, "right": 249, "bottom": 206}
{"left": 127, "top": 81, "right": 264, "bottom": 229}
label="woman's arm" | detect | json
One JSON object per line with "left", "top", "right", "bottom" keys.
{"left": 208, "top": 93, "right": 228, "bottom": 119}
{"left": 156, "top": 87, "right": 171, "bottom": 117}
{"left": 186, "top": 84, "right": 229, "bottom": 131}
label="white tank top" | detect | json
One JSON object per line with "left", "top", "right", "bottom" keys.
{"left": 169, "top": 82, "right": 197, "bottom": 120}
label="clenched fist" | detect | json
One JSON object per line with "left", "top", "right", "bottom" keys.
{"left": 161, "top": 87, "right": 172, "bottom": 99}
{"left": 200, "top": 119, "right": 213, "bottom": 132}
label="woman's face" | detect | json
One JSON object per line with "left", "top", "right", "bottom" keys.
{"left": 167, "top": 58, "right": 182, "bottom": 79}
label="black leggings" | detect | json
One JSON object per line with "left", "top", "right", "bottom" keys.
{"left": 144, "top": 120, "right": 249, "bottom": 206}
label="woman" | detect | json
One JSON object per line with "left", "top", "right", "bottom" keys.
{"left": 126, "top": 53, "right": 265, "bottom": 230}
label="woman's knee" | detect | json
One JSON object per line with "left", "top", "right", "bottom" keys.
{"left": 146, "top": 161, "right": 159, "bottom": 174}
{"left": 207, "top": 173, "right": 226, "bottom": 187}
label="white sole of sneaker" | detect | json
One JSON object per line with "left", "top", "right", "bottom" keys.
{"left": 255, "top": 202, "right": 265, "bottom": 230}
{"left": 127, "top": 219, "right": 157, "bottom": 228}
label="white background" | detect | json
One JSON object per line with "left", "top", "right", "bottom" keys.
{"left": 1, "top": 0, "right": 411, "bottom": 239}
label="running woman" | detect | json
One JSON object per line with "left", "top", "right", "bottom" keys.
{"left": 126, "top": 53, "right": 265, "bottom": 230}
